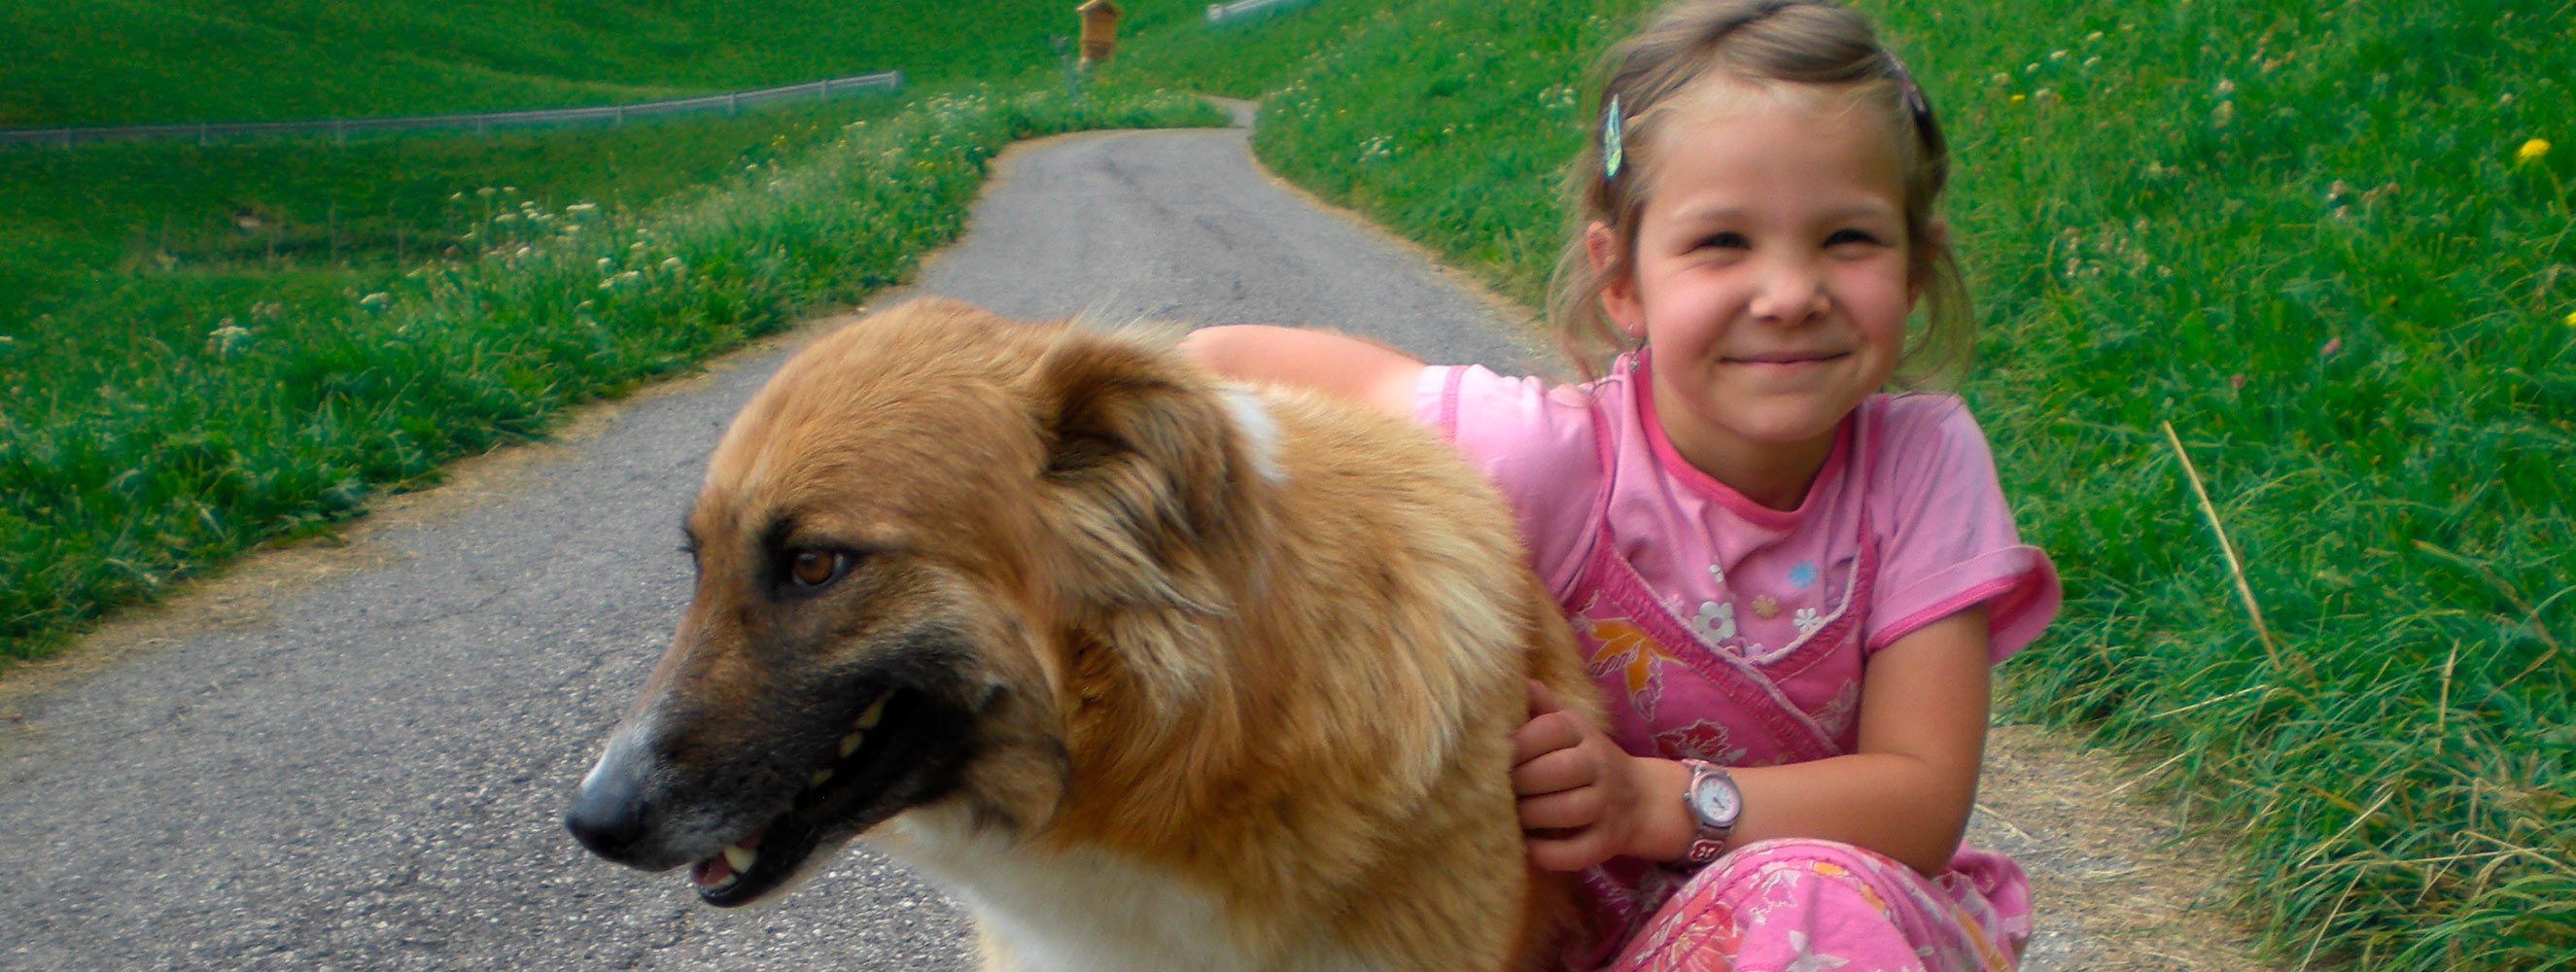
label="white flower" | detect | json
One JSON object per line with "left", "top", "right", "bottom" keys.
{"left": 1692, "top": 601, "right": 1737, "bottom": 642}
{"left": 1793, "top": 607, "right": 1824, "bottom": 635}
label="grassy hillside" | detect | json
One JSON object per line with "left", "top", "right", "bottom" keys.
{"left": 0, "top": 0, "right": 1217, "bottom": 126}
{"left": 1126, "top": 0, "right": 2575, "bottom": 968}
{"left": 0, "top": 0, "right": 1229, "bottom": 660}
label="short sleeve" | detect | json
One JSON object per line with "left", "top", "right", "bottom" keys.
{"left": 1862, "top": 397, "right": 2061, "bottom": 663}
{"left": 1414, "top": 364, "right": 1606, "bottom": 599}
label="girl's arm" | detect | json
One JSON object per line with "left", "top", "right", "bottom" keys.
{"left": 1514, "top": 606, "right": 1992, "bottom": 876}
{"left": 1178, "top": 325, "right": 1427, "bottom": 419}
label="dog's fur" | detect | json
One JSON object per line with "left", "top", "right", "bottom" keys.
{"left": 567, "top": 297, "right": 1603, "bottom": 971}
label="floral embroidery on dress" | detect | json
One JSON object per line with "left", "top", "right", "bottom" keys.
{"left": 1751, "top": 594, "right": 1781, "bottom": 618}
{"left": 1782, "top": 930, "right": 1852, "bottom": 972}
{"left": 1655, "top": 719, "right": 1750, "bottom": 765}
{"left": 1691, "top": 601, "right": 1736, "bottom": 642}
{"left": 1812, "top": 680, "right": 1862, "bottom": 742}
{"left": 1792, "top": 606, "right": 1824, "bottom": 635}
{"left": 1788, "top": 560, "right": 1820, "bottom": 588}
{"left": 1585, "top": 616, "right": 1680, "bottom": 716}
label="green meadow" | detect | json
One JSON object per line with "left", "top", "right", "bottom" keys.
{"left": 2, "top": 1, "right": 2568, "bottom": 969}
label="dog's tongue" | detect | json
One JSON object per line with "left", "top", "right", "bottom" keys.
{"left": 691, "top": 855, "right": 734, "bottom": 886}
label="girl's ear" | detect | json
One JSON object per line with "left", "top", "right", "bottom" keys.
{"left": 1585, "top": 221, "right": 1646, "bottom": 339}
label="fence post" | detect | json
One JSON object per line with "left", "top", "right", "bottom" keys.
{"left": 197, "top": 123, "right": 209, "bottom": 147}
{"left": 728, "top": 92, "right": 740, "bottom": 116}
{"left": 334, "top": 120, "right": 347, "bottom": 146}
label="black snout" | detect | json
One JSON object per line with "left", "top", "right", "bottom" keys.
{"left": 565, "top": 759, "right": 652, "bottom": 862}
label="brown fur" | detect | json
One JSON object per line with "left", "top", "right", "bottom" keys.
{"left": 570, "top": 297, "right": 1605, "bottom": 971}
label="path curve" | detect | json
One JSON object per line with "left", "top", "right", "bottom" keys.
{"left": 0, "top": 118, "right": 2273, "bottom": 971}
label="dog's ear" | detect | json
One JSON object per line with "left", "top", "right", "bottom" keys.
{"left": 1033, "top": 332, "right": 1253, "bottom": 597}
{"left": 1030, "top": 331, "right": 1266, "bottom": 708}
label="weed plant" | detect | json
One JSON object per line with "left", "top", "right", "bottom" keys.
{"left": 1184, "top": 0, "right": 2574, "bottom": 968}
{"left": 0, "top": 86, "right": 1224, "bottom": 659}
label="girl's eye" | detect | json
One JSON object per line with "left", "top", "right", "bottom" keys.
{"left": 1824, "top": 227, "right": 1886, "bottom": 248}
{"left": 1696, "top": 231, "right": 1750, "bottom": 250}
{"left": 784, "top": 549, "right": 848, "bottom": 591}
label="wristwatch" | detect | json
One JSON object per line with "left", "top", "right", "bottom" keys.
{"left": 1673, "top": 758, "right": 1741, "bottom": 869}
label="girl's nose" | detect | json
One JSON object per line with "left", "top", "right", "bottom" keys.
{"left": 1750, "top": 259, "right": 1830, "bottom": 323}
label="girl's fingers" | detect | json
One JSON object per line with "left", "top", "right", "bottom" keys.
{"left": 1525, "top": 677, "right": 1563, "bottom": 717}
{"left": 1510, "top": 741, "right": 1597, "bottom": 796}
{"left": 1511, "top": 710, "right": 1587, "bottom": 766}
{"left": 1516, "top": 785, "right": 1607, "bottom": 831}
{"left": 1525, "top": 827, "right": 1619, "bottom": 873}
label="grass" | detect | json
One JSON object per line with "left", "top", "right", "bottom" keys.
{"left": 1132, "top": 0, "right": 2574, "bottom": 968}
{"left": 0, "top": 84, "right": 1226, "bottom": 658}
{"left": 0, "top": 0, "right": 1191, "bottom": 125}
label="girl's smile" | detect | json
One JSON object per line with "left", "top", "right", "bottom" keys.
{"left": 1597, "top": 87, "right": 1917, "bottom": 508}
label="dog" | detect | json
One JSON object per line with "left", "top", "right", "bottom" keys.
{"left": 566, "top": 297, "right": 1603, "bottom": 971}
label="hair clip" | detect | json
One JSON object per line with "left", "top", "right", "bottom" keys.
{"left": 1884, "top": 52, "right": 1932, "bottom": 123}
{"left": 1602, "top": 94, "right": 1625, "bottom": 182}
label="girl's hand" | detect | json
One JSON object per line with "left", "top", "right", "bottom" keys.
{"left": 1511, "top": 679, "right": 1688, "bottom": 871}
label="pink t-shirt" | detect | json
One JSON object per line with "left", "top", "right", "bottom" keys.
{"left": 1415, "top": 355, "right": 2058, "bottom": 757}
{"left": 1419, "top": 353, "right": 2058, "bottom": 964}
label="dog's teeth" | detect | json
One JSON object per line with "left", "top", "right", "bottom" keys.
{"left": 839, "top": 730, "right": 863, "bottom": 758}
{"left": 810, "top": 768, "right": 834, "bottom": 787}
{"left": 856, "top": 692, "right": 890, "bottom": 729}
{"left": 723, "top": 844, "right": 757, "bottom": 873}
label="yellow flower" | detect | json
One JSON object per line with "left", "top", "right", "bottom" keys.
{"left": 2563, "top": 309, "right": 2576, "bottom": 328}
{"left": 2009, "top": 93, "right": 2026, "bottom": 104}
{"left": 2520, "top": 138, "right": 2552, "bottom": 163}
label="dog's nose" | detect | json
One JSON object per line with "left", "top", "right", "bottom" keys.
{"left": 565, "top": 756, "right": 652, "bottom": 861}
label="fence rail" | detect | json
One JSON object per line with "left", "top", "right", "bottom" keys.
{"left": 0, "top": 70, "right": 902, "bottom": 150}
{"left": 1205, "top": 0, "right": 1321, "bottom": 24}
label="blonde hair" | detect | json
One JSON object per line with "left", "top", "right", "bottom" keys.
{"left": 1546, "top": 0, "right": 1969, "bottom": 386}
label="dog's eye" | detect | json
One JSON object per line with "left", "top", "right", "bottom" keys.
{"left": 784, "top": 549, "right": 846, "bottom": 591}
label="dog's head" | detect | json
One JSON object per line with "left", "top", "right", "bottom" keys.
{"left": 564, "top": 297, "right": 1271, "bottom": 906}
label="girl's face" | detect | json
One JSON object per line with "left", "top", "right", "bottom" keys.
{"left": 1595, "top": 89, "right": 1918, "bottom": 508}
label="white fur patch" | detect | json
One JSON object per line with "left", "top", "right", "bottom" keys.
{"left": 1218, "top": 383, "right": 1289, "bottom": 485}
{"left": 874, "top": 811, "right": 1380, "bottom": 972}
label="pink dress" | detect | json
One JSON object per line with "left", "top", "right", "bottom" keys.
{"left": 1417, "top": 354, "right": 2061, "bottom": 972}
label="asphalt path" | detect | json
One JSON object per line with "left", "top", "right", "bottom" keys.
{"left": 0, "top": 114, "right": 2235, "bottom": 971}
{"left": 0, "top": 118, "right": 1552, "bottom": 972}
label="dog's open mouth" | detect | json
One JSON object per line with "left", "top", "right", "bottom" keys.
{"left": 690, "top": 687, "right": 935, "bottom": 907}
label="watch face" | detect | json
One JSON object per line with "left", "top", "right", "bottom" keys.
{"left": 1690, "top": 770, "right": 1741, "bottom": 826}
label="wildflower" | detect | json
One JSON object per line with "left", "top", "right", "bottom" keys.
{"left": 566, "top": 202, "right": 599, "bottom": 216}
{"left": 2010, "top": 93, "right": 2027, "bottom": 104}
{"left": 358, "top": 292, "right": 391, "bottom": 309}
{"left": 476, "top": 187, "right": 498, "bottom": 198}
{"left": 494, "top": 213, "right": 520, "bottom": 224}
{"left": 207, "top": 319, "right": 252, "bottom": 358}
{"left": 2049, "top": 50, "right": 2068, "bottom": 62}
{"left": 2229, "top": 373, "right": 2246, "bottom": 391}
{"left": 2319, "top": 336, "right": 2342, "bottom": 357}
{"left": 2564, "top": 309, "right": 2576, "bottom": 328}
{"left": 1990, "top": 72, "right": 2010, "bottom": 86}
{"left": 2215, "top": 78, "right": 2236, "bottom": 97}
{"left": 659, "top": 257, "right": 685, "bottom": 272}
{"left": 2517, "top": 138, "right": 2551, "bottom": 163}
{"left": 597, "top": 258, "right": 614, "bottom": 272}
{"left": 2084, "top": 30, "right": 2105, "bottom": 42}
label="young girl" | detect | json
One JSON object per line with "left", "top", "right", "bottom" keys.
{"left": 1187, "top": 1, "right": 2058, "bottom": 969}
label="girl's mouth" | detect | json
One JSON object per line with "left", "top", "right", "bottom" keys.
{"left": 1726, "top": 351, "right": 1847, "bottom": 365}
